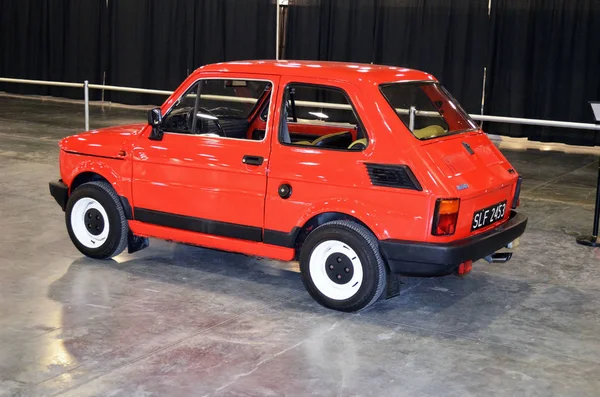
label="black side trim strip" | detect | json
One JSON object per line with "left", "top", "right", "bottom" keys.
{"left": 263, "top": 228, "right": 300, "bottom": 248}
{"left": 134, "top": 208, "right": 263, "bottom": 242}
{"left": 64, "top": 150, "right": 125, "bottom": 161}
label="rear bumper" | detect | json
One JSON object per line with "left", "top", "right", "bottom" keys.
{"left": 380, "top": 211, "right": 528, "bottom": 276}
{"left": 49, "top": 180, "right": 69, "bottom": 211}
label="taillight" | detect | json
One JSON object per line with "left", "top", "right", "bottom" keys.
{"left": 432, "top": 198, "right": 460, "bottom": 236}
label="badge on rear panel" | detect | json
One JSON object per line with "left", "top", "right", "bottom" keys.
{"left": 456, "top": 183, "right": 469, "bottom": 191}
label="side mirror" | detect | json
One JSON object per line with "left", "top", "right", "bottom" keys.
{"left": 148, "top": 108, "right": 164, "bottom": 141}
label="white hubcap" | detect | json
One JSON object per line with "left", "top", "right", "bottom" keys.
{"left": 70, "top": 197, "right": 110, "bottom": 249}
{"left": 309, "top": 240, "right": 363, "bottom": 300}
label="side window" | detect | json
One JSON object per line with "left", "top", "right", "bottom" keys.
{"left": 279, "top": 84, "right": 368, "bottom": 150}
{"left": 161, "top": 79, "right": 272, "bottom": 140}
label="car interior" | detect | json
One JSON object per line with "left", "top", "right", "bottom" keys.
{"left": 277, "top": 85, "right": 368, "bottom": 150}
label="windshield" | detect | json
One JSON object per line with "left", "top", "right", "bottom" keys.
{"left": 379, "top": 82, "right": 479, "bottom": 140}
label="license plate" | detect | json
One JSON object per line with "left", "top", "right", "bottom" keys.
{"left": 471, "top": 201, "right": 507, "bottom": 231}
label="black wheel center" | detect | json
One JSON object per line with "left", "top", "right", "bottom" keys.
{"left": 325, "top": 253, "right": 354, "bottom": 284}
{"left": 84, "top": 208, "right": 105, "bottom": 236}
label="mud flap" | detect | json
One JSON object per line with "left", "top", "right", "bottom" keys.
{"left": 385, "top": 273, "right": 401, "bottom": 299}
{"left": 128, "top": 230, "right": 149, "bottom": 254}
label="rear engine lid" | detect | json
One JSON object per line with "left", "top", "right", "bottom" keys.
{"left": 423, "top": 132, "right": 519, "bottom": 237}
{"left": 423, "top": 131, "right": 516, "bottom": 198}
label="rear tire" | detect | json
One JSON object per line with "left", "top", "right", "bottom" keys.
{"left": 65, "top": 181, "right": 128, "bottom": 259}
{"left": 299, "top": 220, "right": 386, "bottom": 312}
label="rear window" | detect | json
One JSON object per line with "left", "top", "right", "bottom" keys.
{"left": 379, "top": 82, "right": 479, "bottom": 140}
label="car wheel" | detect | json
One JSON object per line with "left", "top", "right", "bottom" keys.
{"left": 65, "top": 181, "right": 128, "bottom": 259}
{"left": 299, "top": 220, "right": 386, "bottom": 312}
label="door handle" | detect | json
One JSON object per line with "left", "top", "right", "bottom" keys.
{"left": 242, "top": 155, "right": 264, "bottom": 166}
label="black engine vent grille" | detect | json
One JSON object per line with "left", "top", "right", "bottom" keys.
{"left": 365, "top": 163, "right": 422, "bottom": 191}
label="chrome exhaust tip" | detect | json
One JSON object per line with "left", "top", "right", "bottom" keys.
{"left": 485, "top": 252, "right": 513, "bottom": 263}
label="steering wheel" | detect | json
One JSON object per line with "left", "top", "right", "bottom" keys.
{"left": 188, "top": 107, "right": 226, "bottom": 137}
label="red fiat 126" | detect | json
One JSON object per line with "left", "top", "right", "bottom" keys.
{"left": 50, "top": 61, "right": 527, "bottom": 312}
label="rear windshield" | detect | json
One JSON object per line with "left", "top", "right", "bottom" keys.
{"left": 379, "top": 82, "right": 479, "bottom": 140}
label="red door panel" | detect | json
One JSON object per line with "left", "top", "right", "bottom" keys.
{"left": 132, "top": 133, "right": 270, "bottom": 229}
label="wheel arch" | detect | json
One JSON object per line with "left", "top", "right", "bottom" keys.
{"left": 292, "top": 211, "right": 378, "bottom": 258}
{"left": 64, "top": 158, "right": 127, "bottom": 196}
{"left": 70, "top": 172, "right": 110, "bottom": 193}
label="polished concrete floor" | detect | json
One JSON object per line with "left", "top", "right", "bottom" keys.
{"left": 1, "top": 94, "right": 600, "bottom": 396}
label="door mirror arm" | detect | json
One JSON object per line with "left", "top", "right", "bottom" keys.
{"left": 148, "top": 108, "right": 164, "bottom": 141}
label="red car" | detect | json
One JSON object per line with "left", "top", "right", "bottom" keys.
{"left": 49, "top": 60, "right": 527, "bottom": 312}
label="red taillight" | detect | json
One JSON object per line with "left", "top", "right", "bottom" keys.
{"left": 432, "top": 198, "right": 460, "bottom": 236}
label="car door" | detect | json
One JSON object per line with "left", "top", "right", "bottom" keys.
{"left": 131, "top": 74, "right": 279, "bottom": 242}
{"left": 263, "top": 78, "right": 375, "bottom": 244}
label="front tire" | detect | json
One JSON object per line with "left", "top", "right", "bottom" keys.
{"left": 65, "top": 181, "right": 128, "bottom": 259}
{"left": 299, "top": 220, "right": 387, "bottom": 312}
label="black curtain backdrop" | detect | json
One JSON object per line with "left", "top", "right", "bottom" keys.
{"left": 194, "top": 0, "right": 276, "bottom": 66}
{"left": 486, "top": 0, "right": 600, "bottom": 145}
{"left": 0, "top": 0, "right": 275, "bottom": 105}
{"left": 284, "top": 0, "right": 377, "bottom": 63}
{"left": 0, "top": 0, "right": 598, "bottom": 145}
{"left": 285, "top": 0, "right": 489, "bottom": 113}
{"left": 0, "top": 0, "right": 107, "bottom": 100}
{"left": 108, "top": 0, "right": 275, "bottom": 105}
{"left": 106, "top": 0, "right": 196, "bottom": 104}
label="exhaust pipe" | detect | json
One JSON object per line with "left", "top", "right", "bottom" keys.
{"left": 484, "top": 252, "right": 513, "bottom": 264}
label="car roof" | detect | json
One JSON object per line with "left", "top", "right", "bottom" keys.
{"left": 195, "top": 60, "right": 437, "bottom": 84}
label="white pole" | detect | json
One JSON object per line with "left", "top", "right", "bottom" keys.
{"left": 84, "top": 80, "right": 90, "bottom": 131}
{"left": 0, "top": 77, "right": 83, "bottom": 88}
{"left": 276, "top": 0, "right": 281, "bottom": 60}
{"left": 481, "top": 67, "right": 487, "bottom": 116}
{"left": 470, "top": 114, "right": 600, "bottom": 131}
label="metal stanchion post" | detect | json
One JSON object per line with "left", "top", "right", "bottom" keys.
{"left": 84, "top": 80, "right": 90, "bottom": 131}
{"left": 576, "top": 102, "right": 600, "bottom": 247}
{"left": 576, "top": 158, "right": 600, "bottom": 247}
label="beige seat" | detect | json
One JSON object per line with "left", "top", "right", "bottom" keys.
{"left": 348, "top": 138, "right": 368, "bottom": 150}
{"left": 295, "top": 131, "right": 352, "bottom": 147}
{"left": 413, "top": 125, "right": 446, "bottom": 139}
